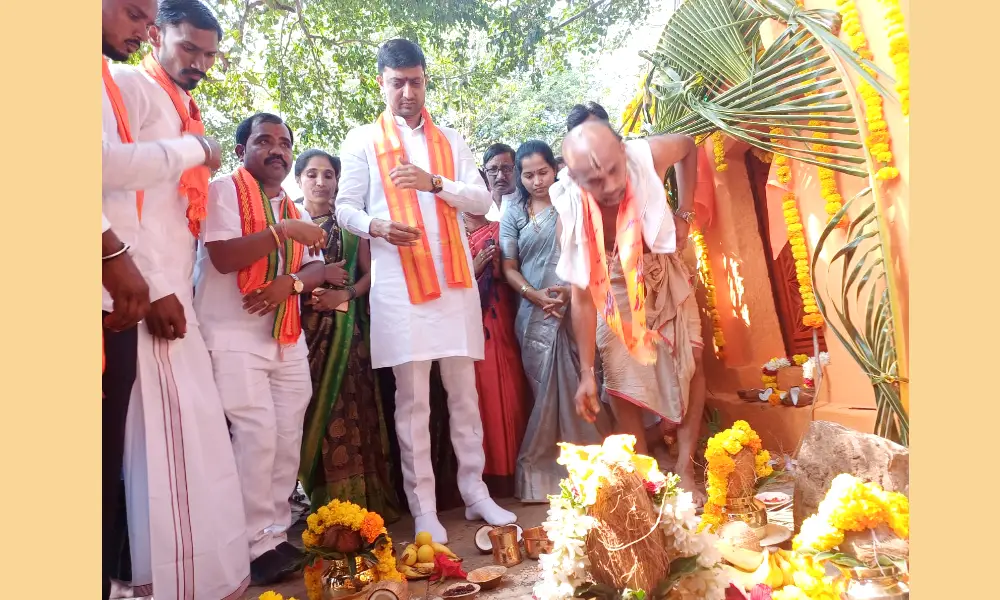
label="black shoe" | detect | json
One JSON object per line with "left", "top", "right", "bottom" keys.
{"left": 250, "top": 550, "right": 293, "bottom": 587}
{"left": 276, "top": 542, "right": 304, "bottom": 563}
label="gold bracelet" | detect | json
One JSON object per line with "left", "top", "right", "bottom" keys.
{"left": 519, "top": 283, "right": 530, "bottom": 296}
{"left": 268, "top": 224, "right": 282, "bottom": 248}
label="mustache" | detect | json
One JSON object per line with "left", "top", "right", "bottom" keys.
{"left": 265, "top": 156, "right": 287, "bottom": 167}
{"left": 181, "top": 68, "right": 207, "bottom": 79}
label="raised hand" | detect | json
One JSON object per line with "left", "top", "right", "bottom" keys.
{"left": 279, "top": 219, "right": 326, "bottom": 256}
{"left": 389, "top": 155, "right": 433, "bottom": 192}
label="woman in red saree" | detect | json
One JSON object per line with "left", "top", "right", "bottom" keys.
{"left": 465, "top": 207, "right": 530, "bottom": 498}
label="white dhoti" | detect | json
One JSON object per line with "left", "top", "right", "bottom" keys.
{"left": 209, "top": 349, "right": 312, "bottom": 560}
{"left": 124, "top": 324, "right": 250, "bottom": 600}
{"left": 392, "top": 357, "right": 490, "bottom": 516}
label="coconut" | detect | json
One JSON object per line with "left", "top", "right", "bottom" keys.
{"left": 727, "top": 448, "right": 757, "bottom": 498}
{"left": 474, "top": 525, "right": 494, "bottom": 554}
{"left": 719, "top": 521, "right": 763, "bottom": 552}
{"left": 367, "top": 581, "right": 409, "bottom": 600}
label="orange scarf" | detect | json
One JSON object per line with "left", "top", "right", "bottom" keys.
{"left": 102, "top": 57, "right": 144, "bottom": 220}
{"left": 581, "top": 178, "right": 659, "bottom": 365}
{"left": 372, "top": 108, "right": 471, "bottom": 304}
{"left": 233, "top": 167, "right": 305, "bottom": 346}
{"left": 140, "top": 54, "right": 209, "bottom": 237}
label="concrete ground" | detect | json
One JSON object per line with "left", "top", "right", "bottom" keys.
{"left": 247, "top": 498, "right": 551, "bottom": 600}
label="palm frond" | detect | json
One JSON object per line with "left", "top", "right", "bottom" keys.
{"left": 635, "top": 0, "right": 899, "bottom": 178}
{"left": 812, "top": 188, "right": 908, "bottom": 445}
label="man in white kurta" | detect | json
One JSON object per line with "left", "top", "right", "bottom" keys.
{"left": 110, "top": 3, "right": 251, "bottom": 598}
{"left": 336, "top": 38, "right": 516, "bottom": 543}
{"left": 196, "top": 112, "right": 328, "bottom": 585}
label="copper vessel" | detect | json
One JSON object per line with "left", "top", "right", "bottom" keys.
{"left": 487, "top": 525, "right": 522, "bottom": 567}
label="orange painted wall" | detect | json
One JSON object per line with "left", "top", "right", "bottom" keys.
{"left": 696, "top": 0, "right": 908, "bottom": 440}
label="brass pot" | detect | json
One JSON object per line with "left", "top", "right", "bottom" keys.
{"left": 845, "top": 565, "right": 909, "bottom": 600}
{"left": 724, "top": 494, "right": 768, "bottom": 538}
{"left": 522, "top": 526, "right": 554, "bottom": 560}
{"left": 322, "top": 556, "right": 376, "bottom": 600}
{"left": 487, "top": 525, "right": 522, "bottom": 567}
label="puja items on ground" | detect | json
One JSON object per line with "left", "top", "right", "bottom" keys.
{"left": 534, "top": 434, "right": 730, "bottom": 600}
{"left": 700, "top": 421, "right": 775, "bottom": 536}
{"left": 301, "top": 499, "right": 404, "bottom": 600}
{"left": 791, "top": 474, "right": 909, "bottom": 599}
{"left": 398, "top": 530, "right": 465, "bottom": 581}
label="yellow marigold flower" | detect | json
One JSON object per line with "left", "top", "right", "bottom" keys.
{"left": 877, "top": 166, "right": 900, "bottom": 180}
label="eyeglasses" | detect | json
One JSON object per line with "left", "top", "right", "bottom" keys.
{"left": 485, "top": 165, "right": 514, "bottom": 176}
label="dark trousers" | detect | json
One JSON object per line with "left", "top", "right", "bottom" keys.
{"left": 102, "top": 314, "right": 137, "bottom": 600}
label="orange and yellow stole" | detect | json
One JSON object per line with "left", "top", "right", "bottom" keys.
{"left": 140, "top": 54, "right": 209, "bottom": 237}
{"left": 580, "top": 178, "right": 659, "bottom": 365}
{"left": 232, "top": 167, "right": 305, "bottom": 346}
{"left": 371, "top": 108, "right": 472, "bottom": 304}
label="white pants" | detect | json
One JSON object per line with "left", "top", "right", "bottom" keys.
{"left": 210, "top": 349, "right": 312, "bottom": 560}
{"left": 392, "top": 357, "right": 490, "bottom": 516}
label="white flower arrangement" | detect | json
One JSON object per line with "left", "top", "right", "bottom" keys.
{"left": 762, "top": 357, "right": 792, "bottom": 372}
{"left": 801, "top": 352, "right": 830, "bottom": 382}
{"left": 533, "top": 436, "right": 729, "bottom": 600}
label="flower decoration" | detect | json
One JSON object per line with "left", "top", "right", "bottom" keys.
{"left": 793, "top": 473, "right": 909, "bottom": 557}
{"left": 780, "top": 193, "right": 824, "bottom": 329}
{"left": 535, "top": 435, "right": 729, "bottom": 600}
{"left": 700, "top": 421, "right": 772, "bottom": 533}
{"left": 260, "top": 593, "right": 299, "bottom": 600}
{"left": 761, "top": 355, "right": 815, "bottom": 401}
{"left": 301, "top": 499, "right": 403, "bottom": 600}
{"left": 835, "top": 0, "right": 899, "bottom": 181}
{"left": 769, "top": 552, "right": 846, "bottom": 600}
{"left": 877, "top": 0, "right": 909, "bottom": 117}
{"left": 712, "top": 131, "right": 728, "bottom": 172}
{"left": 801, "top": 352, "right": 830, "bottom": 388}
{"left": 622, "top": 74, "right": 656, "bottom": 136}
{"left": 691, "top": 228, "right": 725, "bottom": 358}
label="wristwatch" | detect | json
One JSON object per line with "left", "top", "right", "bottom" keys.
{"left": 430, "top": 174, "right": 444, "bottom": 194}
{"left": 289, "top": 273, "right": 305, "bottom": 295}
{"left": 675, "top": 209, "right": 696, "bottom": 224}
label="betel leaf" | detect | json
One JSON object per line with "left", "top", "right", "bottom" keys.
{"left": 574, "top": 582, "right": 621, "bottom": 600}
{"left": 814, "top": 552, "right": 864, "bottom": 568}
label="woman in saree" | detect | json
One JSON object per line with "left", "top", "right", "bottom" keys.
{"left": 464, "top": 162, "right": 530, "bottom": 499}
{"left": 295, "top": 149, "right": 401, "bottom": 521}
{"left": 500, "top": 140, "right": 609, "bottom": 502}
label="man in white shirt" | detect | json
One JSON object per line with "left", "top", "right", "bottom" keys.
{"left": 196, "top": 112, "right": 327, "bottom": 585}
{"left": 336, "top": 39, "right": 516, "bottom": 543}
{"left": 111, "top": 2, "right": 251, "bottom": 598}
{"left": 481, "top": 143, "right": 517, "bottom": 222}
{"left": 101, "top": 1, "right": 221, "bottom": 598}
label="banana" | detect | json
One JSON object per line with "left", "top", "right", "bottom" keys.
{"left": 401, "top": 545, "right": 418, "bottom": 566}
{"left": 401, "top": 566, "right": 423, "bottom": 579}
{"left": 413, "top": 562, "right": 436, "bottom": 575}
{"left": 716, "top": 541, "right": 765, "bottom": 572}
{"left": 765, "top": 552, "right": 784, "bottom": 589}
{"left": 431, "top": 542, "right": 458, "bottom": 559}
{"left": 749, "top": 550, "right": 776, "bottom": 588}
{"left": 773, "top": 552, "right": 795, "bottom": 587}
{"left": 721, "top": 564, "right": 755, "bottom": 591}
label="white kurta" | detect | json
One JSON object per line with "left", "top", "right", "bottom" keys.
{"left": 195, "top": 178, "right": 322, "bottom": 560}
{"left": 336, "top": 116, "right": 493, "bottom": 369}
{"left": 112, "top": 64, "right": 251, "bottom": 600}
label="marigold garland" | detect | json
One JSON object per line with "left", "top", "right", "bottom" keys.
{"left": 770, "top": 553, "right": 847, "bottom": 600}
{"left": 622, "top": 74, "right": 656, "bottom": 136}
{"left": 691, "top": 228, "right": 725, "bottom": 358}
{"left": 835, "top": 0, "right": 899, "bottom": 181}
{"left": 699, "top": 420, "right": 772, "bottom": 533}
{"left": 878, "top": 0, "right": 910, "bottom": 117}
{"left": 782, "top": 193, "right": 824, "bottom": 329}
{"left": 769, "top": 127, "right": 791, "bottom": 185}
{"left": 711, "top": 131, "right": 727, "bottom": 172}
{"left": 260, "top": 593, "right": 299, "bottom": 600}
{"left": 793, "top": 473, "right": 909, "bottom": 556}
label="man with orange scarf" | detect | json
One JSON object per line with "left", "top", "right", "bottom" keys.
{"left": 196, "top": 112, "right": 327, "bottom": 586}
{"left": 101, "top": 1, "right": 222, "bottom": 599}
{"left": 336, "top": 39, "right": 516, "bottom": 543}
{"left": 109, "top": 1, "right": 252, "bottom": 597}
{"left": 552, "top": 120, "right": 708, "bottom": 504}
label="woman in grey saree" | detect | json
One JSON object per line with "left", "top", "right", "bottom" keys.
{"left": 500, "top": 140, "right": 609, "bottom": 502}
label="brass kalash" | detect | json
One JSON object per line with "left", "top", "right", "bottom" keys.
{"left": 322, "top": 556, "right": 376, "bottom": 600}
{"left": 723, "top": 493, "right": 768, "bottom": 538}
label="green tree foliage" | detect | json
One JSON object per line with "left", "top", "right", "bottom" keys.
{"left": 186, "top": 0, "right": 649, "bottom": 170}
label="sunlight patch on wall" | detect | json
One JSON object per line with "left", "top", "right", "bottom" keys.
{"left": 723, "top": 254, "right": 751, "bottom": 327}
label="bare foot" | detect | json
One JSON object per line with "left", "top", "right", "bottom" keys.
{"left": 676, "top": 460, "right": 707, "bottom": 507}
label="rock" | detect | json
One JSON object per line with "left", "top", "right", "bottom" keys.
{"left": 793, "top": 421, "right": 909, "bottom": 530}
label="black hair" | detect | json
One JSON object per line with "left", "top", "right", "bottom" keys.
{"left": 294, "top": 149, "right": 340, "bottom": 178}
{"left": 479, "top": 168, "right": 490, "bottom": 187}
{"left": 235, "top": 113, "right": 294, "bottom": 147}
{"left": 483, "top": 143, "right": 515, "bottom": 167}
{"left": 566, "top": 101, "right": 610, "bottom": 132}
{"left": 377, "top": 39, "right": 427, "bottom": 73}
{"left": 514, "top": 140, "right": 559, "bottom": 202}
{"left": 156, "top": 0, "right": 223, "bottom": 40}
